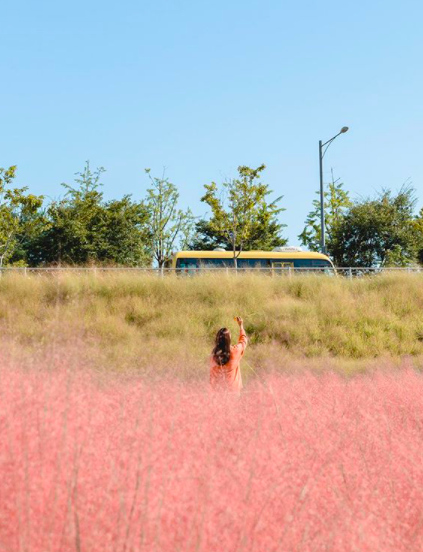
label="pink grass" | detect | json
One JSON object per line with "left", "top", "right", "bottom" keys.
{"left": 1, "top": 365, "right": 423, "bottom": 551}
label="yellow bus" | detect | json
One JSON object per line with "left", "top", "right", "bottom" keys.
{"left": 171, "top": 248, "right": 335, "bottom": 273}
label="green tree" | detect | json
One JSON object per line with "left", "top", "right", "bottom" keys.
{"left": 331, "top": 187, "right": 420, "bottom": 267}
{"left": 93, "top": 197, "right": 151, "bottom": 266}
{"left": 193, "top": 165, "right": 286, "bottom": 265}
{"left": 412, "top": 208, "right": 423, "bottom": 265}
{"left": 299, "top": 172, "right": 351, "bottom": 254}
{"left": 0, "top": 165, "right": 46, "bottom": 267}
{"left": 29, "top": 162, "right": 151, "bottom": 266}
{"left": 144, "top": 169, "right": 195, "bottom": 270}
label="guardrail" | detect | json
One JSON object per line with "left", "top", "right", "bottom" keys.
{"left": 0, "top": 266, "right": 422, "bottom": 277}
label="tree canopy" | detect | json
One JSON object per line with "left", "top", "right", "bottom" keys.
{"left": 331, "top": 187, "right": 420, "bottom": 267}
{"left": 192, "top": 165, "right": 287, "bottom": 264}
{"left": 28, "top": 162, "right": 151, "bottom": 266}
{"left": 0, "top": 166, "right": 47, "bottom": 267}
{"left": 144, "top": 169, "right": 194, "bottom": 269}
{"left": 3, "top": 160, "right": 423, "bottom": 270}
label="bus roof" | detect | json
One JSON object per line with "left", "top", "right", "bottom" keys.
{"left": 173, "top": 250, "right": 331, "bottom": 261}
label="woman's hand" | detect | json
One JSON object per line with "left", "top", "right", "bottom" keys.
{"left": 235, "top": 316, "right": 244, "bottom": 328}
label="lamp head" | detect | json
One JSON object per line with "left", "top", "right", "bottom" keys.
{"left": 340, "top": 126, "right": 349, "bottom": 134}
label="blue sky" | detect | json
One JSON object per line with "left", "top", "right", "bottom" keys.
{"left": 1, "top": 0, "right": 422, "bottom": 245}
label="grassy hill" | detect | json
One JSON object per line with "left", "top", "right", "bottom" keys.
{"left": 1, "top": 271, "right": 423, "bottom": 377}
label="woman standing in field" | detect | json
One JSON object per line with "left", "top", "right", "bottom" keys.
{"left": 210, "top": 316, "right": 248, "bottom": 393}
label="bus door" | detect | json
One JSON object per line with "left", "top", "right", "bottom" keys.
{"left": 272, "top": 262, "right": 294, "bottom": 275}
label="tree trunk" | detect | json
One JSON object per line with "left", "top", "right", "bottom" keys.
{"left": 158, "top": 256, "right": 164, "bottom": 277}
{"left": 232, "top": 240, "right": 237, "bottom": 270}
{"left": 232, "top": 229, "right": 237, "bottom": 271}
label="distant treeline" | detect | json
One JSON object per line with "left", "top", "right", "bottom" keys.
{"left": 1, "top": 162, "right": 422, "bottom": 268}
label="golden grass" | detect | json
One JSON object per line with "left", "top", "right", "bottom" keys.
{"left": 1, "top": 271, "right": 423, "bottom": 377}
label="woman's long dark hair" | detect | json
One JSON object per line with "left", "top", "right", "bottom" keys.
{"left": 213, "top": 328, "right": 231, "bottom": 366}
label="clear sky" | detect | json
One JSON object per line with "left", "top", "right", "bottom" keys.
{"left": 2, "top": 0, "right": 422, "bottom": 245}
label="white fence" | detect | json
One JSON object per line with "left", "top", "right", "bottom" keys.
{"left": 0, "top": 266, "right": 422, "bottom": 277}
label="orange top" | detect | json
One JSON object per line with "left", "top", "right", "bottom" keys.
{"left": 209, "top": 328, "right": 248, "bottom": 393}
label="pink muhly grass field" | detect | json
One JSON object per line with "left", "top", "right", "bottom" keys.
{"left": 1, "top": 365, "right": 423, "bottom": 552}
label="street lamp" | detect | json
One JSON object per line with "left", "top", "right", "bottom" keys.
{"left": 319, "top": 126, "right": 349, "bottom": 254}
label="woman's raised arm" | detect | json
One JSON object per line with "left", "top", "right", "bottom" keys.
{"left": 235, "top": 316, "right": 248, "bottom": 354}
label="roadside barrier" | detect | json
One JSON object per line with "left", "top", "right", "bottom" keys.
{"left": 0, "top": 266, "right": 422, "bottom": 277}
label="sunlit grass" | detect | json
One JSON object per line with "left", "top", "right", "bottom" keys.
{"left": 2, "top": 272, "right": 423, "bottom": 375}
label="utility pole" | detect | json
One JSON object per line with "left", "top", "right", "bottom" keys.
{"left": 318, "top": 127, "right": 349, "bottom": 254}
{"left": 319, "top": 139, "right": 325, "bottom": 253}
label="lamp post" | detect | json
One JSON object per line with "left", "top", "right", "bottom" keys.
{"left": 319, "top": 126, "right": 349, "bottom": 254}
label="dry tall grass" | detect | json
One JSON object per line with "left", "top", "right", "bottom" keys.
{"left": 1, "top": 272, "right": 423, "bottom": 376}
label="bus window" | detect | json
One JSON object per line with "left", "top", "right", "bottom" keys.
{"left": 237, "top": 258, "right": 269, "bottom": 269}
{"left": 176, "top": 258, "right": 198, "bottom": 274}
{"left": 287, "top": 259, "right": 333, "bottom": 270}
{"left": 198, "top": 258, "right": 233, "bottom": 268}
